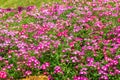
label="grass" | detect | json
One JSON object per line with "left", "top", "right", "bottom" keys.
{"left": 0, "top": 0, "right": 60, "bottom": 8}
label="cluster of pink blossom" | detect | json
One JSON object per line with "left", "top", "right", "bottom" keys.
{"left": 0, "top": 71, "right": 7, "bottom": 79}
{"left": 54, "top": 66, "right": 63, "bottom": 74}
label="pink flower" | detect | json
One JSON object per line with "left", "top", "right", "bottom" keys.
{"left": 54, "top": 66, "right": 63, "bottom": 74}
{"left": 22, "top": 24, "right": 28, "bottom": 29}
{"left": 73, "top": 25, "right": 82, "bottom": 32}
{"left": 73, "top": 76, "right": 88, "bottom": 80}
{"left": 69, "top": 41, "right": 75, "bottom": 47}
{"left": 27, "top": 6, "right": 36, "bottom": 11}
{"left": 40, "top": 62, "right": 50, "bottom": 70}
{"left": 0, "top": 71, "right": 7, "bottom": 79}
{"left": 99, "top": 75, "right": 108, "bottom": 80}
{"left": 118, "top": 18, "right": 120, "bottom": 23}
{"left": 87, "top": 57, "right": 94, "bottom": 64}
{"left": 57, "top": 30, "right": 68, "bottom": 37}
{"left": 27, "top": 57, "right": 40, "bottom": 68}
{"left": 107, "top": 4, "right": 112, "bottom": 8}
{"left": 95, "top": 21, "right": 104, "bottom": 29}
{"left": 0, "top": 56, "right": 3, "bottom": 61}
{"left": 101, "top": 66, "right": 108, "bottom": 71}
{"left": 25, "top": 70, "right": 32, "bottom": 76}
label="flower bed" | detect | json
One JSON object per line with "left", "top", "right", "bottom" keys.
{"left": 0, "top": 0, "right": 120, "bottom": 80}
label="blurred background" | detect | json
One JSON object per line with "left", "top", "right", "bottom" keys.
{"left": 0, "top": 0, "right": 60, "bottom": 8}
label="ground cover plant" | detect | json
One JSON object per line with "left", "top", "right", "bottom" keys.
{"left": 0, "top": 0, "right": 120, "bottom": 80}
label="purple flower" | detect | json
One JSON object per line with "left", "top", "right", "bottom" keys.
{"left": 87, "top": 57, "right": 94, "bottom": 64}
{"left": 18, "top": 7, "right": 24, "bottom": 12}
{"left": 54, "top": 66, "right": 63, "bottom": 74}
{"left": 5, "top": 8, "right": 12, "bottom": 12}
{"left": 71, "top": 56, "right": 79, "bottom": 63}
{"left": 27, "top": 56, "right": 40, "bottom": 69}
{"left": 25, "top": 70, "right": 32, "bottom": 76}
{"left": 99, "top": 75, "right": 108, "bottom": 80}
{"left": 40, "top": 62, "right": 50, "bottom": 70}
{"left": 73, "top": 76, "right": 88, "bottom": 80}
{"left": 26, "top": 6, "right": 36, "bottom": 11}
{"left": 101, "top": 66, "right": 108, "bottom": 71}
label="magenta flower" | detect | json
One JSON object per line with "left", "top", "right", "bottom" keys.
{"left": 57, "top": 30, "right": 68, "bottom": 37}
{"left": 0, "top": 56, "right": 3, "bottom": 61}
{"left": 26, "top": 6, "right": 36, "bottom": 11}
{"left": 54, "top": 66, "right": 63, "bottom": 74}
{"left": 118, "top": 18, "right": 120, "bottom": 23}
{"left": 95, "top": 21, "right": 104, "bottom": 29}
{"left": 99, "top": 75, "right": 108, "bottom": 80}
{"left": 18, "top": 6, "right": 24, "bottom": 12}
{"left": 40, "top": 62, "right": 50, "bottom": 70}
{"left": 27, "top": 56, "right": 40, "bottom": 69}
{"left": 0, "top": 71, "right": 7, "bottom": 79}
{"left": 87, "top": 57, "right": 94, "bottom": 64}
{"left": 25, "top": 70, "right": 32, "bottom": 76}
{"left": 73, "top": 76, "right": 88, "bottom": 80}
{"left": 101, "top": 66, "right": 108, "bottom": 71}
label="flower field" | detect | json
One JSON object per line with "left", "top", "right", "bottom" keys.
{"left": 0, "top": 0, "right": 120, "bottom": 80}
